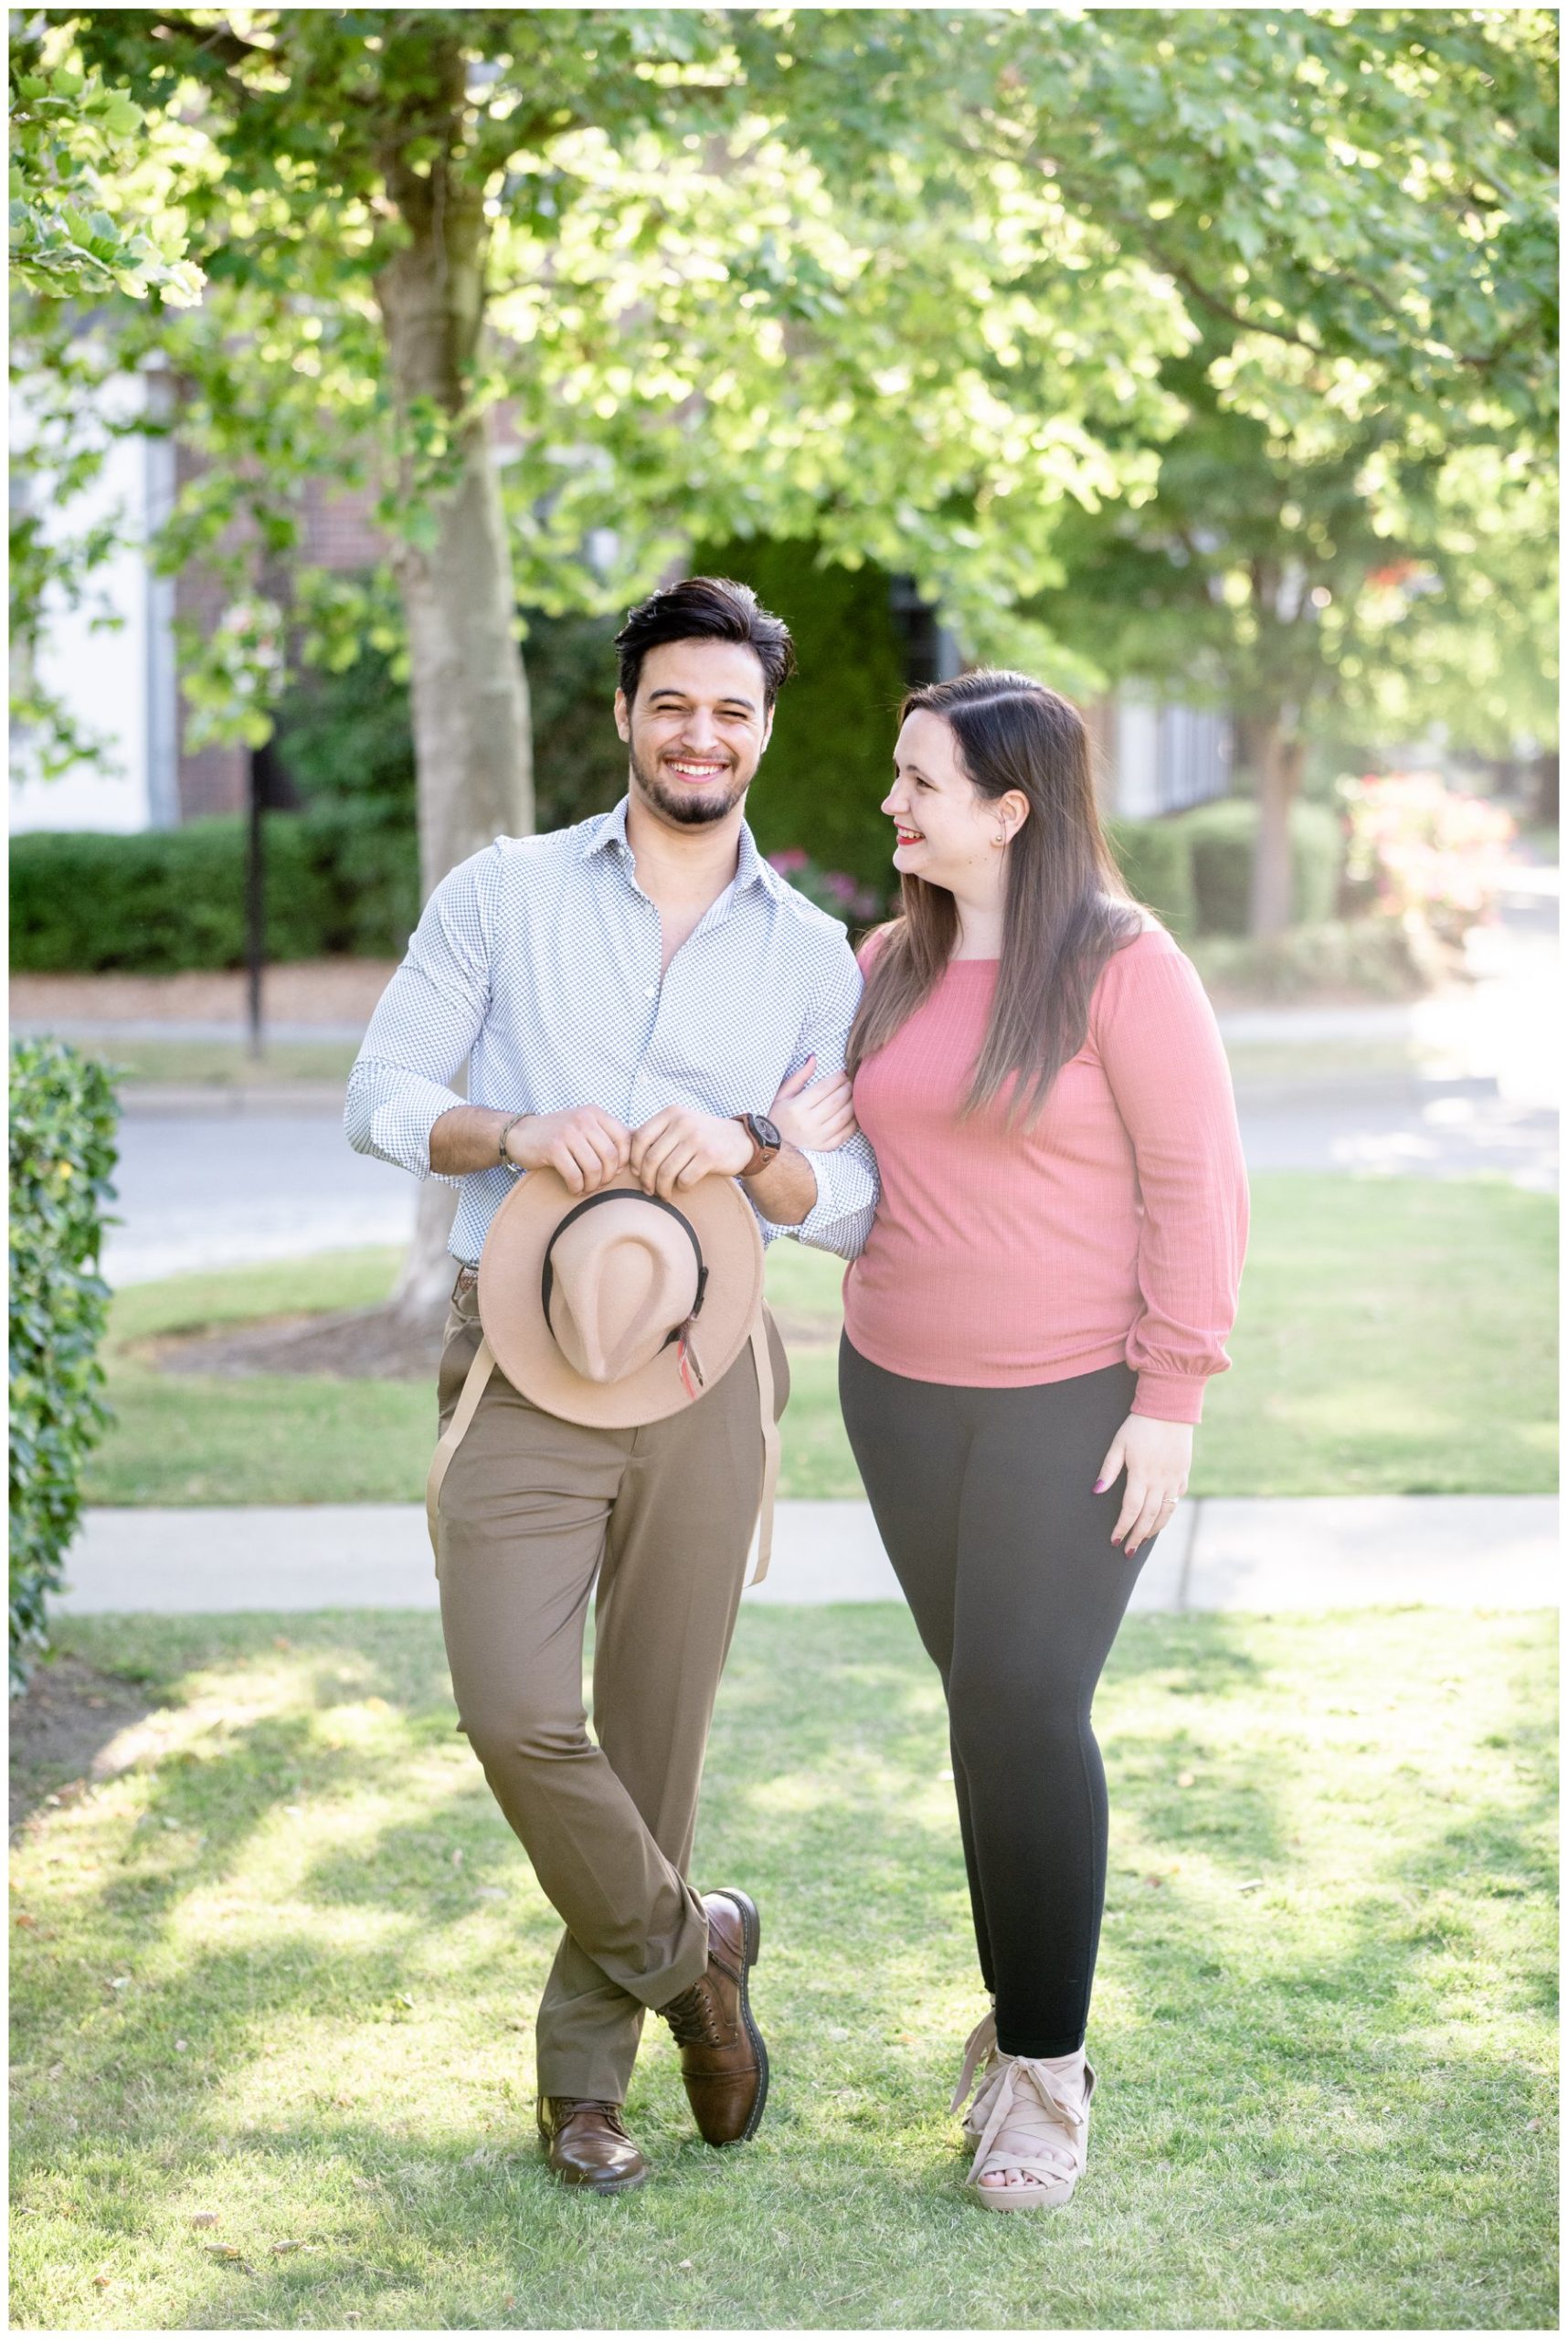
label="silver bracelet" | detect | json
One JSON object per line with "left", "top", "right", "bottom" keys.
{"left": 498, "top": 1111, "right": 529, "bottom": 1173}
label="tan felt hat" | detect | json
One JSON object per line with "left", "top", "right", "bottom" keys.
{"left": 476, "top": 1166, "right": 765, "bottom": 1428}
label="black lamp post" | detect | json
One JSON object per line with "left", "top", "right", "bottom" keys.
{"left": 245, "top": 736, "right": 292, "bottom": 1061}
{"left": 246, "top": 745, "right": 266, "bottom": 1060}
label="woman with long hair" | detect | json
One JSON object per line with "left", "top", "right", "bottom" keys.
{"left": 822, "top": 671, "right": 1248, "bottom": 2207}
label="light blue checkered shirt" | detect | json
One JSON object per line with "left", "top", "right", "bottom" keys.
{"left": 345, "top": 798, "right": 880, "bottom": 1267}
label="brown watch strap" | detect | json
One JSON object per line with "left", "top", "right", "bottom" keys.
{"left": 734, "top": 1114, "right": 779, "bottom": 1178}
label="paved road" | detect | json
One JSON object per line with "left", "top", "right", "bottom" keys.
{"left": 101, "top": 1070, "right": 1557, "bottom": 1286}
{"left": 101, "top": 1106, "right": 418, "bottom": 1285}
{"left": 1237, "top": 1075, "right": 1557, "bottom": 1187}
{"left": 58, "top": 1495, "right": 1561, "bottom": 1613}
{"left": 57, "top": 863, "right": 1559, "bottom": 1283}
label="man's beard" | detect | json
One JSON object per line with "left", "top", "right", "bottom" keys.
{"left": 629, "top": 744, "right": 753, "bottom": 828}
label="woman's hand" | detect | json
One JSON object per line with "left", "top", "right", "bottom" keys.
{"left": 768, "top": 1055, "right": 860, "bottom": 1153}
{"left": 1093, "top": 1414, "right": 1192, "bottom": 1559}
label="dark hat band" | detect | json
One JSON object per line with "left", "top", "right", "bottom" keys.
{"left": 539, "top": 1188, "right": 709, "bottom": 1352}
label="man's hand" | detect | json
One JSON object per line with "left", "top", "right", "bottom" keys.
{"left": 768, "top": 1055, "right": 859, "bottom": 1153}
{"left": 510, "top": 1106, "right": 632, "bottom": 1196}
{"left": 1093, "top": 1414, "right": 1193, "bottom": 1560}
{"left": 629, "top": 1106, "right": 752, "bottom": 1200}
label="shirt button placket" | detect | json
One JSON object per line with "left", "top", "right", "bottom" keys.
{"left": 630, "top": 901, "right": 661, "bottom": 1119}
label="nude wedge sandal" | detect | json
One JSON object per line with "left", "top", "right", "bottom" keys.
{"left": 964, "top": 2049, "right": 1097, "bottom": 2210}
{"left": 948, "top": 2005, "right": 1001, "bottom": 2144}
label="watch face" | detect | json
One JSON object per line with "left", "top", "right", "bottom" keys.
{"left": 753, "top": 1114, "right": 782, "bottom": 1152}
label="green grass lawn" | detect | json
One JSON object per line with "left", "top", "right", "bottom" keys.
{"left": 88, "top": 1173, "right": 1558, "bottom": 1505}
{"left": 9, "top": 1604, "right": 1555, "bottom": 2331}
{"left": 77, "top": 1038, "right": 361, "bottom": 1087}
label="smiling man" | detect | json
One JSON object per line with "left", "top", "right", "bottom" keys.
{"left": 345, "top": 577, "right": 877, "bottom": 2192}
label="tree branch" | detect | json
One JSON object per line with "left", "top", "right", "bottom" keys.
{"left": 143, "top": 12, "right": 269, "bottom": 70}
{"left": 960, "top": 131, "right": 1513, "bottom": 375}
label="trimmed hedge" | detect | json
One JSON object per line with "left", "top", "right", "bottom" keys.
{"left": 1175, "top": 798, "right": 1345, "bottom": 937}
{"left": 1107, "top": 801, "right": 1343, "bottom": 940}
{"left": 9, "top": 796, "right": 1350, "bottom": 970}
{"left": 1188, "top": 915, "right": 1439, "bottom": 1002}
{"left": 9, "top": 1041, "right": 120, "bottom": 1693}
{"left": 1105, "top": 815, "right": 1198, "bottom": 938}
{"left": 9, "top": 814, "right": 355, "bottom": 972}
{"left": 291, "top": 807, "right": 419, "bottom": 959}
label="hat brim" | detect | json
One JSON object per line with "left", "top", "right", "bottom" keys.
{"left": 477, "top": 1166, "right": 765, "bottom": 1428}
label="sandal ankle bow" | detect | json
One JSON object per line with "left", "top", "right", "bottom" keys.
{"left": 948, "top": 2006, "right": 1001, "bottom": 2142}
{"left": 965, "top": 2051, "right": 1097, "bottom": 2210}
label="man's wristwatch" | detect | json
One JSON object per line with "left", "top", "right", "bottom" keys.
{"left": 733, "top": 1111, "right": 782, "bottom": 1179}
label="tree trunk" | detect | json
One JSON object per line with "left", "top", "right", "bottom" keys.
{"left": 392, "top": 1163, "right": 464, "bottom": 1322}
{"left": 1248, "top": 718, "right": 1303, "bottom": 938}
{"left": 374, "top": 131, "right": 534, "bottom": 894}
{"left": 373, "top": 51, "right": 534, "bottom": 1325}
{"left": 1530, "top": 748, "right": 1558, "bottom": 830}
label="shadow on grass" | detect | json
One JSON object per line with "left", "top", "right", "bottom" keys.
{"left": 8, "top": 1655, "right": 161, "bottom": 1826}
{"left": 12, "top": 1605, "right": 1556, "bottom": 2330}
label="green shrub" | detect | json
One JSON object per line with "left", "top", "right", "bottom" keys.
{"left": 1187, "top": 916, "right": 1441, "bottom": 1002}
{"left": 694, "top": 536, "right": 908, "bottom": 899}
{"left": 1175, "top": 798, "right": 1345, "bottom": 936}
{"left": 522, "top": 608, "right": 639, "bottom": 833}
{"left": 271, "top": 638, "right": 421, "bottom": 955}
{"left": 9, "top": 1041, "right": 120, "bottom": 1693}
{"left": 275, "top": 607, "right": 632, "bottom": 875}
{"left": 9, "top": 558, "right": 914, "bottom": 975}
{"left": 297, "top": 806, "right": 420, "bottom": 958}
{"left": 8, "top": 816, "right": 342, "bottom": 973}
{"left": 761, "top": 849, "right": 882, "bottom": 927}
{"left": 1105, "top": 816, "right": 1198, "bottom": 938}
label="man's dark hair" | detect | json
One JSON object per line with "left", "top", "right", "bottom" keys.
{"left": 613, "top": 576, "right": 796, "bottom": 709}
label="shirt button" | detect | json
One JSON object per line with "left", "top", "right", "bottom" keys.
{"left": 644, "top": 985, "right": 656, "bottom": 1000}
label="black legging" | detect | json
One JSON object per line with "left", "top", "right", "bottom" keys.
{"left": 839, "top": 1334, "right": 1154, "bottom": 2058}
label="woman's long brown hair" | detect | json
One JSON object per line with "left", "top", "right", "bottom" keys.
{"left": 847, "top": 671, "right": 1147, "bottom": 1124}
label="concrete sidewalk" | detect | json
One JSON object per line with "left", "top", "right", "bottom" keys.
{"left": 57, "top": 1494, "right": 1559, "bottom": 1614}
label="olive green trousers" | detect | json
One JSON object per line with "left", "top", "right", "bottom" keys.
{"left": 432, "top": 1275, "right": 788, "bottom": 2104}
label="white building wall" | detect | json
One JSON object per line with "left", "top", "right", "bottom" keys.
{"left": 1114, "top": 693, "right": 1162, "bottom": 819}
{"left": 10, "top": 368, "right": 175, "bottom": 835}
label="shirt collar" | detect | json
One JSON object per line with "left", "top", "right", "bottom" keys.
{"left": 581, "top": 797, "right": 785, "bottom": 901}
{"left": 579, "top": 797, "right": 635, "bottom": 862}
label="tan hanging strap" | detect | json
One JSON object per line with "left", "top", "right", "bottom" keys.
{"left": 425, "top": 1335, "right": 495, "bottom": 1571}
{"left": 424, "top": 1307, "right": 779, "bottom": 1591}
{"left": 747, "top": 1305, "right": 780, "bottom": 1591}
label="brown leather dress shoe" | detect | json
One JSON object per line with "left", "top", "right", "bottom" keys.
{"left": 535, "top": 2096, "right": 649, "bottom": 2193}
{"left": 658, "top": 1887, "right": 768, "bottom": 2146}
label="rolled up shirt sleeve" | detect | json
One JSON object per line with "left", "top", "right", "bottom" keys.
{"left": 754, "top": 933, "right": 880, "bottom": 1261}
{"left": 1095, "top": 935, "right": 1250, "bottom": 1425}
{"left": 344, "top": 847, "right": 499, "bottom": 1187}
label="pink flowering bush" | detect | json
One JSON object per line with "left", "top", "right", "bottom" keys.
{"left": 1335, "top": 772, "right": 1517, "bottom": 947}
{"left": 766, "top": 850, "right": 884, "bottom": 926}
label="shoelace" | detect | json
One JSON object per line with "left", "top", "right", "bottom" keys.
{"left": 554, "top": 2099, "right": 631, "bottom": 2138}
{"left": 968, "top": 2056, "right": 1088, "bottom": 2188}
{"left": 661, "top": 1978, "right": 724, "bottom": 2049}
{"left": 948, "top": 2006, "right": 1000, "bottom": 2122}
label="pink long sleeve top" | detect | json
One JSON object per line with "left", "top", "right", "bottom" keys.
{"left": 842, "top": 922, "right": 1249, "bottom": 1424}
